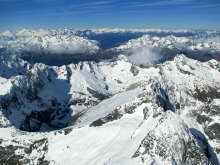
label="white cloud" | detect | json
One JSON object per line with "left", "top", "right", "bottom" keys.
{"left": 193, "top": 3, "right": 220, "bottom": 8}
{"left": 135, "top": 0, "right": 194, "bottom": 7}
{"left": 81, "top": 1, "right": 116, "bottom": 6}
{"left": 127, "top": 46, "right": 161, "bottom": 66}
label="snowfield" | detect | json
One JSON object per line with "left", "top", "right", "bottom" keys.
{"left": 0, "top": 28, "right": 220, "bottom": 165}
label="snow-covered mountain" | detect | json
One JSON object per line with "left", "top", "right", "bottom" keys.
{"left": 116, "top": 34, "right": 220, "bottom": 51}
{"left": 0, "top": 28, "right": 220, "bottom": 165}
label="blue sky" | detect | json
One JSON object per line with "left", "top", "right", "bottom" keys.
{"left": 0, "top": 0, "right": 220, "bottom": 30}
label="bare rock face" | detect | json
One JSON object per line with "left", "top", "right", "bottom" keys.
{"left": 0, "top": 137, "right": 49, "bottom": 165}
{"left": 130, "top": 65, "right": 139, "bottom": 76}
{"left": 0, "top": 65, "right": 72, "bottom": 132}
{"left": 132, "top": 112, "right": 216, "bottom": 165}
